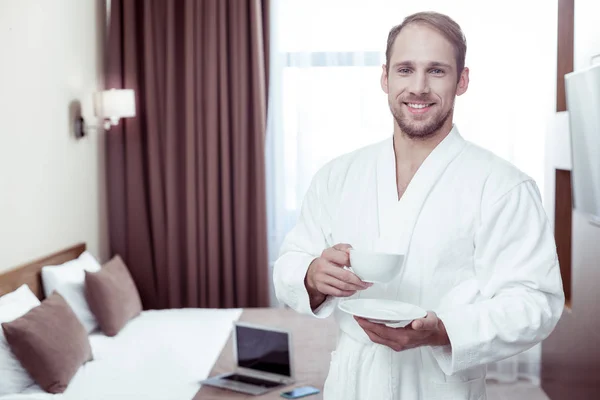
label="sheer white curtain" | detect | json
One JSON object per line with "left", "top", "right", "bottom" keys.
{"left": 266, "top": 0, "right": 557, "bottom": 384}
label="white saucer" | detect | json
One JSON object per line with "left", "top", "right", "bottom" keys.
{"left": 338, "top": 298, "right": 427, "bottom": 328}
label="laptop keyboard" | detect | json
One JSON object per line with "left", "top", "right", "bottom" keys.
{"left": 222, "top": 373, "right": 282, "bottom": 388}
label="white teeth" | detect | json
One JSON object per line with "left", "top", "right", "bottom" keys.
{"left": 407, "top": 103, "right": 431, "bottom": 109}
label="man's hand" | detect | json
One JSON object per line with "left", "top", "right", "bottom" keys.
{"left": 355, "top": 311, "right": 450, "bottom": 351}
{"left": 305, "top": 243, "right": 372, "bottom": 310}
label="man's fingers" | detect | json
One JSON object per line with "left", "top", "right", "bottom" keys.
{"left": 333, "top": 243, "right": 353, "bottom": 253}
{"left": 411, "top": 311, "right": 438, "bottom": 331}
{"left": 355, "top": 317, "right": 407, "bottom": 351}
{"left": 321, "top": 247, "right": 350, "bottom": 267}
{"left": 318, "top": 283, "right": 356, "bottom": 298}
{"left": 321, "top": 274, "right": 366, "bottom": 292}
{"left": 327, "top": 266, "right": 371, "bottom": 289}
{"left": 362, "top": 329, "right": 397, "bottom": 349}
{"left": 355, "top": 317, "right": 396, "bottom": 340}
{"left": 321, "top": 243, "right": 353, "bottom": 266}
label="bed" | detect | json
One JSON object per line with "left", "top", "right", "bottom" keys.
{"left": 0, "top": 244, "right": 337, "bottom": 400}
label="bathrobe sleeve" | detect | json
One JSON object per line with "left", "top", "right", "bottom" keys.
{"left": 431, "top": 179, "right": 565, "bottom": 375}
{"left": 272, "top": 167, "right": 338, "bottom": 318}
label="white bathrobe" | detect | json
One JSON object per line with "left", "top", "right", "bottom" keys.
{"left": 273, "top": 126, "right": 565, "bottom": 400}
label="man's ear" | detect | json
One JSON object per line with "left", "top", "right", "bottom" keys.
{"left": 381, "top": 64, "right": 389, "bottom": 94}
{"left": 456, "top": 67, "right": 469, "bottom": 96}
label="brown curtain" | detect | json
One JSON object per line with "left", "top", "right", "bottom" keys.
{"left": 105, "top": 0, "right": 270, "bottom": 309}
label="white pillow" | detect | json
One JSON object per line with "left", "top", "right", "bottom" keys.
{"left": 0, "top": 284, "right": 40, "bottom": 395}
{"left": 41, "top": 250, "right": 101, "bottom": 333}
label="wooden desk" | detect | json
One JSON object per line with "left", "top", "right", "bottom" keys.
{"left": 193, "top": 308, "right": 337, "bottom": 399}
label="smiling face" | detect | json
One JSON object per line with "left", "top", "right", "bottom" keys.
{"left": 381, "top": 23, "right": 469, "bottom": 140}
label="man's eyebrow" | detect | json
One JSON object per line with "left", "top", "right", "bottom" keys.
{"left": 391, "top": 61, "right": 415, "bottom": 69}
{"left": 429, "top": 61, "right": 453, "bottom": 69}
{"left": 391, "top": 61, "right": 453, "bottom": 69}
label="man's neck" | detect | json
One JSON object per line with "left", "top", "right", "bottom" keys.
{"left": 393, "top": 124, "right": 453, "bottom": 170}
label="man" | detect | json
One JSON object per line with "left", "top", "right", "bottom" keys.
{"left": 273, "top": 11, "right": 564, "bottom": 400}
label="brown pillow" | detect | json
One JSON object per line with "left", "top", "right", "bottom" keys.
{"left": 85, "top": 255, "right": 142, "bottom": 336}
{"left": 1, "top": 292, "right": 93, "bottom": 394}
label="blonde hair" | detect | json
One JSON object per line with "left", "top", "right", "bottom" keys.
{"left": 385, "top": 11, "right": 467, "bottom": 81}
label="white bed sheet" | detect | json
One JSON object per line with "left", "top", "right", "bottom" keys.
{"left": 0, "top": 308, "right": 242, "bottom": 400}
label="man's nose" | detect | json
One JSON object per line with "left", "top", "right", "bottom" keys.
{"left": 408, "top": 72, "right": 430, "bottom": 95}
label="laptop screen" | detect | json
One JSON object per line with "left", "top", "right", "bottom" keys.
{"left": 235, "top": 324, "right": 291, "bottom": 377}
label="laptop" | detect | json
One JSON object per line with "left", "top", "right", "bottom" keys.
{"left": 200, "top": 322, "right": 295, "bottom": 395}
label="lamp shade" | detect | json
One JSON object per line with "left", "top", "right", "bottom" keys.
{"left": 94, "top": 89, "right": 136, "bottom": 119}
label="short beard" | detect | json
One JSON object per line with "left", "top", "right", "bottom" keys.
{"left": 392, "top": 104, "right": 453, "bottom": 141}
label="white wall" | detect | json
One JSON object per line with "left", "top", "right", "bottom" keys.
{"left": 545, "top": 0, "right": 600, "bottom": 217}
{"left": 0, "top": 0, "right": 108, "bottom": 272}
{"left": 574, "top": 0, "right": 600, "bottom": 72}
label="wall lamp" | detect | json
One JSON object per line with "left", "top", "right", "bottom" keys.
{"left": 74, "top": 89, "right": 136, "bottom": 139}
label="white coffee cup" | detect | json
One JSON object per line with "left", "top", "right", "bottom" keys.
{"left": 348, "top": 249, "right": 405, "bottom": 283}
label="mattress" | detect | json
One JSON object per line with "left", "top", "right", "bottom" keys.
{"left": 0, "top": 308, "right": 243, "bottom": 400}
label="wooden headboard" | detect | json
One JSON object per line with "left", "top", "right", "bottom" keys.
{"left": 0, "top": 243, "right": 86, "bottom": 300}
